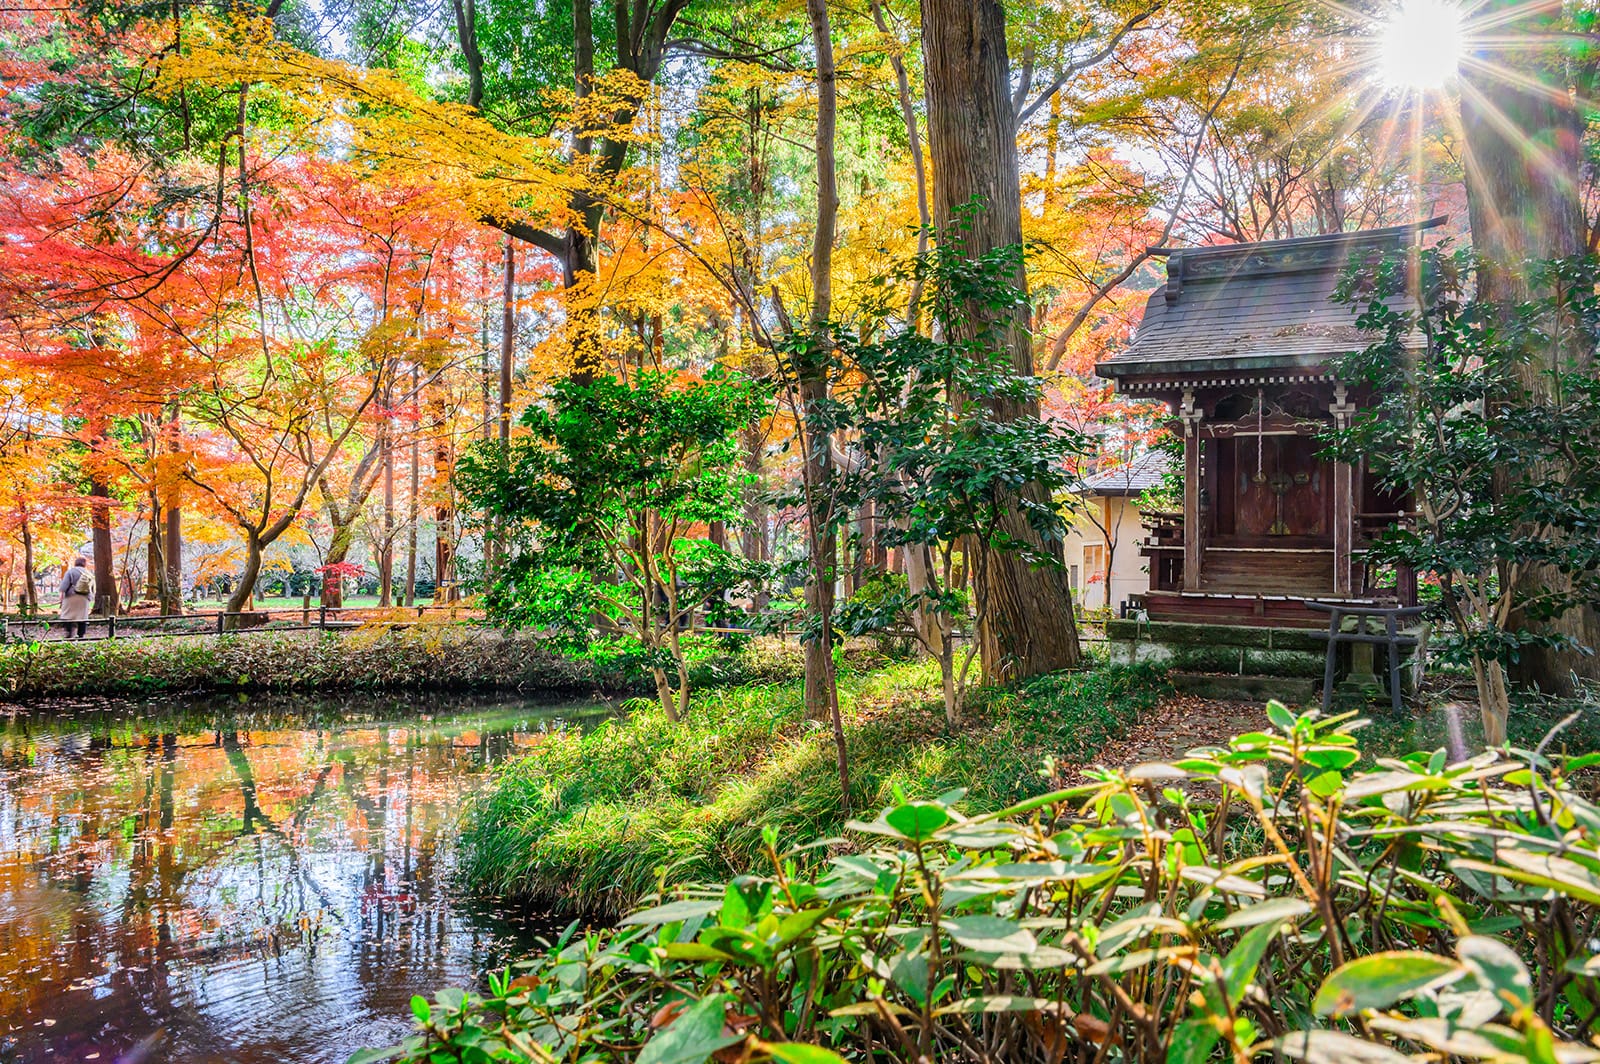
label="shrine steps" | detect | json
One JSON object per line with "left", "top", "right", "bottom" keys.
{"left": 1198, "top": 547, "right": 1334, "bottom": 598}
{"left": 1105, "top": 618, "right": 1327, "bottom": 706}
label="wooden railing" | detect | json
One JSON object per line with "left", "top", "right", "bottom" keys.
{"left": 1, "top": 604, "right": 484, "bottom": 643}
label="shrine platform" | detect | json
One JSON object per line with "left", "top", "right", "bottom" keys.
{"left": 1133, "top": 588, "right": 1393, "bottom": 628}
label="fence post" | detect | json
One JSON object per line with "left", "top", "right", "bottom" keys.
{"left": 216, "top": 611, "right": 226, "bottom": 635}
{"left": 319, "top": 606, "right": 327, "bottom": 631}
{"left": 108, "top": 614, "right": 117, "bottom": 640}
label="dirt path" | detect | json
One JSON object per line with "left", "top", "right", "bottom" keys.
{"left": 1077, "top": 695, "right": 1272, "bottom": 776}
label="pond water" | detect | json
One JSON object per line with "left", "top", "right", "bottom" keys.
{"left": 0, "top": 690, "right": 611, "bottom": 1064}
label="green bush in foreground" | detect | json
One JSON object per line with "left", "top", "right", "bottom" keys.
{"left": 458, "top": 662, "right": 1169, "bottom": 915}
{"left": 373, "top": 704, "right": 1600, "bottom": 1064}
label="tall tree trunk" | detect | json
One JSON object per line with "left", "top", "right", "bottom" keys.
{"left": 225, "top": 535, "right": 263, "bottom": 624}
{"left": 1461, "top": 3, "right": 1598, "bottom": 692}
{"left": 161, "top": 412, "right": 183, "bottom": 614}
{"left": 739, "top": 424, "right": 770, "bottom": 610}
{"left": 145, "top": 493, "right": 163, "bottom": 602}
{"left": 406, "top": 365, "right": 420, "bottom": 607}
{"left": 434, "top": 387, "right": 456, "bottom": 602}
{"left": 379, "top": 419, "right": 395, "bottom": 607}
{"left": 482, "top": 260, "right": 494, "bottom": 441}
{"left": 921, "top": 0, "right": 1081, "bottom": 681}
{"left": 324, "top": 520, "right": 358, "bottom": 569}
{"left": 488, "top": 238, "right": 515, "bottom": 578}
{"left": 88, "top": 426, "right": 118, "bottom": 617}
{"left": 163, "top": 500, "right": 181, "bottom": 612}
{"left": 802, "top": 0, "right": 848, "bottom": 812}
{"left": 20, "top": 511, "right": 36, "bottom": 612}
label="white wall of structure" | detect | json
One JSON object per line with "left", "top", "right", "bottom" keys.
{"left": 1064, "top": 495, "right": 1152, "bottom": 613}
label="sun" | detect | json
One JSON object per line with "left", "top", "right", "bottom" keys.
{"left": 1375, "top": 0, "right": 1466, "bottom": 90}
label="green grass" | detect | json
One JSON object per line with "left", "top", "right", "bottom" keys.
{"left": 1361, "top": 675, "right": 1600, "bottom": 761}
{"left": 459, "top": 660, "right": 1171, "bottom": 917}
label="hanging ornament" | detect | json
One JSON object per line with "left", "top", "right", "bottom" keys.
{"left": 1252, "top": 388, "right": 1268, "bottom": 484}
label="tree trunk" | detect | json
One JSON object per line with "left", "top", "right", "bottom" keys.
{"left": 921, "top": 0, "right": 1081, "bottom": 681}
{"left": 434, "top": 385, "right": 457, "bottom": 601}
{"left": 379, "top": 420, "right": 395, "bottom": 607}
{"left": 800, "top": 0, "right": 849, "bottom": 814}
{"left": 1461, "top": 3, "right": 1598, "bottom": 692}
{"left": 145, "top": 494, "right": 163, "bottom": 602}
{"left": 89, "top": 457, "right": 117, "bottom": 618}
{"left": 487, "top": 238, "right": 515, "bottom": 578}
{"left": 20, "top": 512, "right": 36, "bottom": 612}
{"left": 225, "top": 536, "right": 263, "bottom": 625}
{"left": 740, "top": 424, "right": 770, "bottom": 609}
{"left": 406, "top": 365, "right": 420, "bottom": 607}
{"left": 162, "top": 414, "right": 184, "bottom": 614}
{"left": 324, "top": 520, "right": 358, "bottom": 569}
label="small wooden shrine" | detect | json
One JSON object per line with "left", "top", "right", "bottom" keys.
{"left": 1096, "top": 220, "right": 1439, "bottom": 627}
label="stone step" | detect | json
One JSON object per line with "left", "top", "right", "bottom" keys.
{"left": 1171, "top": 672, "right": 1318, "bottom": 705}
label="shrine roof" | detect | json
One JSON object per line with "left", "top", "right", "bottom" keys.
{"left": 1077, "top": 449, "right": 1170, "bottom": 497}
{"left": 1096, "top": 218, "right": 1443, "bottom": 383}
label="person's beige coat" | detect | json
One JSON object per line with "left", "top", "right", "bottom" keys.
{"left": 58, "top": 567, "right": 91, "bottom": 622}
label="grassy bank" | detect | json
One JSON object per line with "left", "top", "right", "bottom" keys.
{"left": 0, "top": 628, "right": 814, "bottom": 699}
{"left": 1362, "top": 675, "right": 1600, "bottom": 759}
{"left": 460, "top": 659, "right": 1170, "bottom": 916}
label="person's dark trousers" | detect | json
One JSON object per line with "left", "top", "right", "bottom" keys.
{"left": 75, "top": 621, "right": 86, "bottom": 639}
{"left": 62, "top": 621, "right": 86, "bottom": 640}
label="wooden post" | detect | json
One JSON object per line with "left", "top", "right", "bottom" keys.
{"left": 1180, "top": 390, "right": 1204, "bottom": 591}
{"left": 1330, "top": 386, "right": 1358, "bottom": 597}
{"left": 1332, "top": 460, "right": 1354, "bottom": 596}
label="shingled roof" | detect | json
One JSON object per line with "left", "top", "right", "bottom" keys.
{"left": 1076, "top": 450, "right": 1170, "bottom": 496}
{"left": 1097, "top": 218, "right": 1443, "bottom": 382}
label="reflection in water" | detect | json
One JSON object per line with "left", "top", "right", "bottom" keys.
{"left": 0, "top": 691, "right": 608, "bottom": 1064}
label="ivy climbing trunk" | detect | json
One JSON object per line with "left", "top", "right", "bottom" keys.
{"left": 920, "top": 0, "right": 1081, "bottom": 682}
{"left": 1461, "top": 0, "right": 1599, "bottom": 694}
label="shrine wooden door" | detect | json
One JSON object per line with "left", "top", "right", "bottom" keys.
{"left": 1233, "top": 434, "right": 1328, "bottom": 540}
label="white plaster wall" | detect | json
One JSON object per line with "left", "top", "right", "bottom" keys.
{"left": 1063, "top": 496, "right": 1152, "bottom": 613}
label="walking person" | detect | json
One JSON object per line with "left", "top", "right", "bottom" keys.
{"left": 57, "top": 556, "right": 92, "bottom": 640}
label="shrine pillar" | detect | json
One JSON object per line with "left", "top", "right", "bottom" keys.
{"left": 1180, "top": 390, "right": 1204, "bottom": 591}
{"left": 1330, "top": 386, "right": 1357, "bottom": 596}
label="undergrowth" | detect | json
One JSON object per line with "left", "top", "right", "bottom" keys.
{"left": 458, "top": 660, "right": 1170, "bottom": 917}
{"left": 0, "top": 629, "right": 818, "bottom": 699}
{"left": 1362, "top": 673, "right": 1600, "bottom": 761}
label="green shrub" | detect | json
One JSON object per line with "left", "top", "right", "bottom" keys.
{"left": 0, "top": 630, "right": 807, "bottom": 699}
{"left": 372, "top": 704, "right": 1600, "bottom": 1064}
{"left": 457, "top": 662, "right": 1169, "bottom": 915}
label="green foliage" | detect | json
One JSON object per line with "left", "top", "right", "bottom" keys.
{"left": 778, "top": 239, "right": 1089, "bottom": 721}
{"left": 1134, "top": 426, "right": 1185, "bottom": 514}
{"left": 459, "top": 371, "right": 770, "bottom": 717}
{"left": 374, "top": 705, "right": 1600, "bottom": 1064}
{"left": 1330, "top": 248, "right": 1600, "bottom": 737}
{"left": 456, "top": 661, "right": 1169, "bottom": 916}
{"left": 0, "top": 630, "right": 804, "bottom": 699}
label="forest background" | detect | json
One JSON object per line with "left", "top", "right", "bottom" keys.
{"left": 0, "top": 0, "right": 1529, "bottom": 636}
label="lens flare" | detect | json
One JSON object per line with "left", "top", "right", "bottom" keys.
{"left": 1376, "top": 0, "right": 1465, "bottom": 90}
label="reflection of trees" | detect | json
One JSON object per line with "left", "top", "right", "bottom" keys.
{"left": 0, "top": 694, "right": 585, "bottom": 1059}
{"left": 219, "top": 722, "right": 342, "bottom": 923}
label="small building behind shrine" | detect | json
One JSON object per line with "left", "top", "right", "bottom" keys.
{"left": 1065, "top": 450, "right": 1169, "bottom": 614}
{"left": 1094, "top": 220, "right": 1436, "bottom": 700}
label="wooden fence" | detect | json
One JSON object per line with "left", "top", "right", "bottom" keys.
{"left": 2, "top": 603, "right": 483, "bottom": 643}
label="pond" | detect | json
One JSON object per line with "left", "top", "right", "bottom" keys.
{"left": 0, "top": 690, "right": 611, "bottom": 1064}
